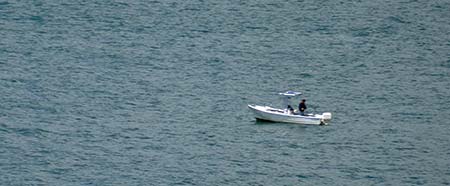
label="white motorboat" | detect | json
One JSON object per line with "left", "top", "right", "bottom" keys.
{"left": 248, "top": 91, "right": 332, "bottom": 125}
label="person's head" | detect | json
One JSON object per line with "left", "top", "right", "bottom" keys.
{"left": 301, "top": 99, "right": 306, "bottom": 103}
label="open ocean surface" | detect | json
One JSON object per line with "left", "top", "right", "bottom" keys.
{"left": 1, "top": 0, "right": 449, "bottom": 185}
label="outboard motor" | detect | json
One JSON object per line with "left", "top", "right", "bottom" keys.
{"left": 322, "top": 112, "right": 332, "bottom": 120}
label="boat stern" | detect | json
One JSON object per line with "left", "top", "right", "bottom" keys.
{"left": 319, "top": 112, "right": 332, "bottom": 125}
{"left": 322, "top": 112, "right": 332, "bottom": 120}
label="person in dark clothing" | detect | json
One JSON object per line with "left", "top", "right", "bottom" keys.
{"left": 287, "top": 105, "right": 294, "bottom": 114}
{"left": 299, "top": 99, "right": 307, "bottom": 115}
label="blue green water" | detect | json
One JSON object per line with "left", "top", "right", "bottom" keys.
{"left": 1, "top": 0, "right": 449, "bottom": 185}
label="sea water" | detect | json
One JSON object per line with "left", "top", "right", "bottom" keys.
{"left": 1, "top": 0, "right": 449, "bottom": 185}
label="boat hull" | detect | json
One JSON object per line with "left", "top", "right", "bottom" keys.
{"left": 248, "top": 105, "right": 327, "bottom": 125}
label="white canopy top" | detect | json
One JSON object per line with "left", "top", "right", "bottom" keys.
{"left": 278, "top": 91, "right": 302, "bottom": 97}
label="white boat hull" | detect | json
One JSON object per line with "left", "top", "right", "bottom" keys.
{"left": 248, "top": 104, "right": 331, "bottom": 125}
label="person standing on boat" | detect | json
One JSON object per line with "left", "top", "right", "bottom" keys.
{"left": 299, "top": 99, "right": 307, "bottom": 115}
